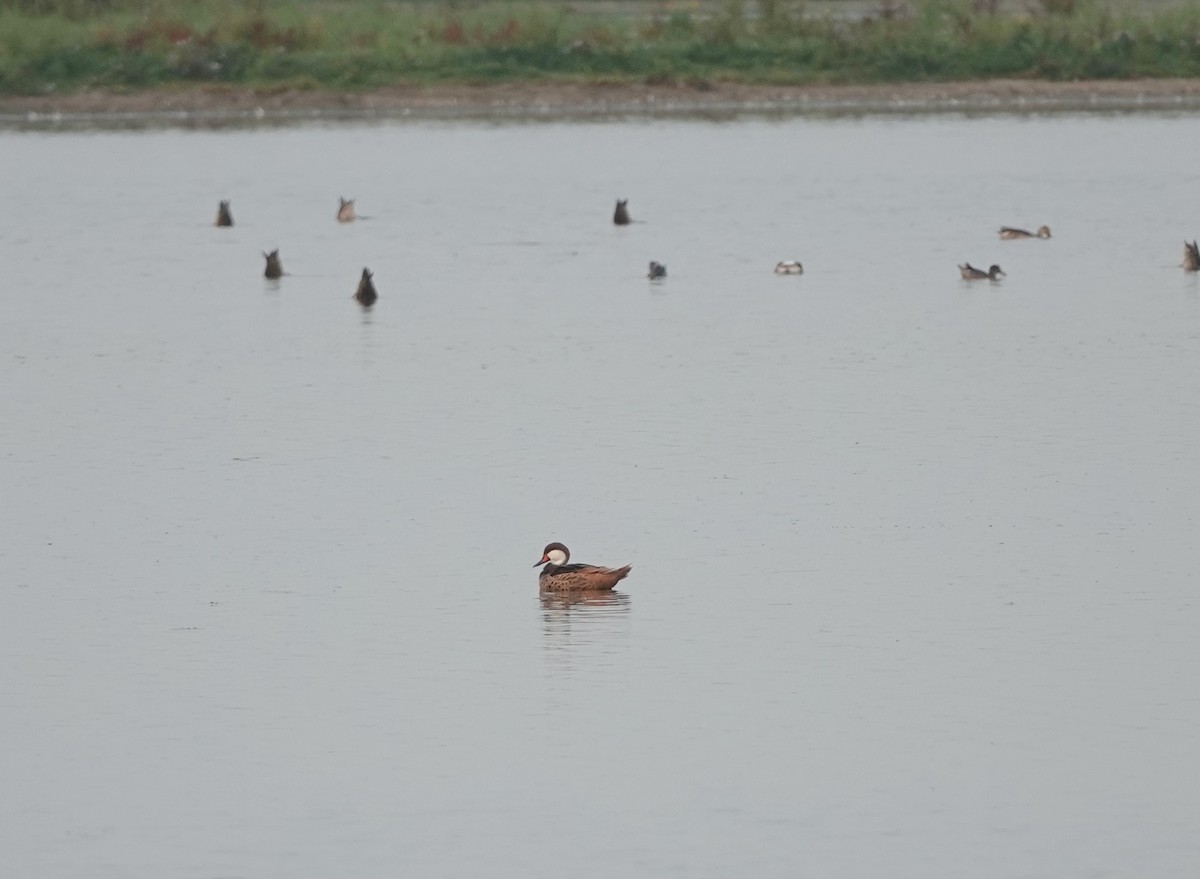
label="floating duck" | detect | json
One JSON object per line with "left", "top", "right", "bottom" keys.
{"left": 263, "top": 249, "right": 283, "bottom": 279}
{"left": 534, "top": 542, "right": 632, "bottom": 592}
{"left": 959, "top": 263, "right": 1005, "bottom": 281}
{"left": 1184, "top": 241, "right": 1200, "bottom": 272}
{"left": 999, "top": 225, "right": 1051, "bottom": 240}
{"left": 648, "top": 261, "right": 667, "bottom": 279}
{"left": 337, "top": 197, "right": 356, "bottom": 223}
{"left": 613, "top": 199, "right": 631, "bottom": 226}
{"left": 215, "top": 200, "right": 233, "bottom": 227}
{"left": 355, "top": 268, "right": 377, "bottom": 307}
{"left": 774, "top": 260, "right": 804, "bottom": 275}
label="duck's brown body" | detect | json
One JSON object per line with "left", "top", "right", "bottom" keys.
{"left": 355, "top": 268, "right": 378, "bottom": 306}
{"left": 1184, "top": 240, "right": 1200, "bottom": 272}
{"left": 535, "top": 542, "right": 631, "bottom": 592}
{"left": 263, "top": 249, "right": 283, "bottom": 279}
{"left": 338, "top": 197, "right": 356, "bottom": 223}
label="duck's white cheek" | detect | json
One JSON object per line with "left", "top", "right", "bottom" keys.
{"left": 547, "top": 550, "right": 567, "bottom": 565}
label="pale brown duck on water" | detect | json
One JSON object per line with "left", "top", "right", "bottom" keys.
{"left": 534, "top": 542, "right": 632, "bottom": 592}
{"left": 263, "top": 249, "right": 283, "bottom": 279}
{"left": 1183, "top": 240, "right": 1200, "bottom": 272}
{"left": 999, "top": 225, "right": 1051, "bottom": 240}
{"left": 355, "top": 268, "right": 378, "bottom": 307}
{"left": 215, "top": 200, "right": 233, "bottom": 227}
{"left": 337, "top": 197, "right": 356, "bottom": 223}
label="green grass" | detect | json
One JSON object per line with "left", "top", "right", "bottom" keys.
{"left": 3, "top": 0, "right": 1200, "bottom": 94}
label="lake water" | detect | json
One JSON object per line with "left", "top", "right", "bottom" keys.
{"left": 3, "top": 109, "right": 1200, "bottom": 878}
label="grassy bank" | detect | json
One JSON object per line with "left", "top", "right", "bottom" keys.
{"left": 3, "top": 0, "right": 1200, "bottom": 94}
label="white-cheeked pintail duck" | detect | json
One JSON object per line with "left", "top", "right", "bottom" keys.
{"left": 648, "top": 261, "right": 667, "bottom": 279}
{"left": 774, "top": 260, "right": 804, "bottom": 274}
{"left": 959, "top": 262, "right": 1005, "bottom": 281}
{"left": 999, "top": 225, "right": 1051, "bottom": 240}
{"left": 613, "top": 199, "right": 631, "bottom": 226}
{"left": 535, "top": 542, "right": 631, "bottom": 592}
{"left": 338, "top": 197, "right": 356, "bottom": 223}
{"left": 1183, "top": 240, "right": 1200, "bottom": 272}
{"left": 215, "top": 199, "right": 233, "bottom": 227}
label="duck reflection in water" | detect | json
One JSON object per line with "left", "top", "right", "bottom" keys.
{"left": 540, "top": 590, "right": 631, "bottom": 662}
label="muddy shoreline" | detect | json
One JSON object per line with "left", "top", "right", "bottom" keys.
{"left": 7, "top": 78, "right": 1200, "bottom": 122}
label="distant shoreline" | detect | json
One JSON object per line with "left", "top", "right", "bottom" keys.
{"left": 7, "top": 79, "right": 1200, "bottom": 123}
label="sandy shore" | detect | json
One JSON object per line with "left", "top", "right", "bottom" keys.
{"left": 6, "top": 78, "right": 1200, "bottom": 120}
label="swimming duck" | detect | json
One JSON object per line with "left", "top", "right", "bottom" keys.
{"left": 337, "top": 197, "right": 356, "bottom": 223}
{"left": 999, "top": 225, "right": 1051, "bottom": 240}
{"left": 1184, "top": 240, "right": 1200, "bottom": 272}
{"left": 215, "top": 200, "right": 233, "bottom": 227}
{"left": 774, "top": 260, "right": 804, "bottom": 274}
{"left": 648, "top": 261, "right": 667, "bottom": 279}
{"left": 613, "top": 199, "right": 631, "bottom": 226}
{"left": 263, "top": 249, "right": 283, "bottom": 279}
{"left": 534, "top": 542, "right": 632, "bottom": 592}
{"left": 355, "top": 268, "right": 377, "bottom": 307}
{"left": 959, "top": 262, "right": 1005, "bottom": 281}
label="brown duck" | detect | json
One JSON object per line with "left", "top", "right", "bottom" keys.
{"left": 263, "top": 249, "right": 283, "bottom": 279}
{"left": 1183, "top": 240, "right": 1200, "bottom": 272}
{"left": 355, "top": 268, "right": 378, "bottom": 307}
{"left": 337, "top": 197, "right": 356, "bottom": 223}
{"left": 613, "top": 199, "right": 631, "bottom": 226}
{"left": 999, "top": 225, "right": 1051, "bottom": 240}
{"left": 959, "top": 262, "right": 1005, "bottom": 281}
{"left": 534, "top": 542, "right": 631, "bottom": 592}
{"left": 215, "top": 200, "right": 233, "bottom": 227}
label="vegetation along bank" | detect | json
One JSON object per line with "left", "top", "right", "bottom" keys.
{"left": 4, "top": 0, "right": 1200, "bottom": 99}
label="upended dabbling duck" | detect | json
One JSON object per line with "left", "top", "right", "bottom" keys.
{"left": 534, "top": 542, "right": 632, "bottom": 592}
{"left": 1183, "top": 240, "right": 1200, "bottom": 272}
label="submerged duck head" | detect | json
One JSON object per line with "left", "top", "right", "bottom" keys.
{"left": 263, "top": 249, "right": 283, "bottom": 279}
{"left": 355, "top": 267, "right": 378, "bottom": 307}
{"left": 535, "top": 542, "right": 570, "bottom": 567}
{"left": 1184, "top": 240, "right": 1200, "bottom": 272}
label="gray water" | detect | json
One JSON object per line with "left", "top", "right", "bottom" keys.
{"left": 3, "top": 112, "right": 1200, "bottom": 878}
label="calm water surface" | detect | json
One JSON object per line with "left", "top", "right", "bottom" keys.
{"left": 3, "top": 112, "right": 1200, "bottom": 878}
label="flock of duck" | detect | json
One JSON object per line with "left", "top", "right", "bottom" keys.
{"left": 614, "top": 197, "right": 806, "bottom": 280}
{"left": 220, "top": 195, "right": 1200, "bottom": 316}
{"left": 214, "top": 196, "right": 378, "bottom": 307}
{"left": 213, "top": 193, "right": 1200, "bottom": 593}
{"left": 618, "top": 201, "right": 1089, "bottom": 283}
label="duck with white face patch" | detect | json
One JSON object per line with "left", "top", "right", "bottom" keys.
{"left": 534, "top": 542, "right": 632, "bottom": 592}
